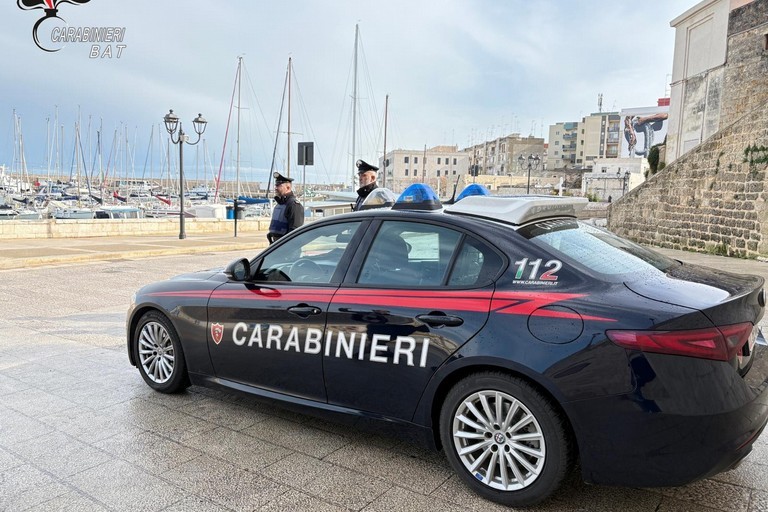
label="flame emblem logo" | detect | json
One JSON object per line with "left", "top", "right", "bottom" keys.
{"left": 17, "top": 0, "right": 91, "bottom": 52}
{"left": 211, "top": 323, "right": 224, "bottom": 345}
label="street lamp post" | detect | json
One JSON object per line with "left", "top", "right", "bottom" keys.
{"left": 617, "top": 169, "right": 630, "bottom": 195}
{"left": 518, "top": 153, "right": 541, "bottom": 194}
{"left": 163, "top": 110, "right": 207, "bottom": 239}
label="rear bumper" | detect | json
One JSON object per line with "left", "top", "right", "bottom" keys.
{"left": 573, "top": 390, "right": 767, "bottom": 486}
{"left": 568, "top": 345, "right": 768, "bottom": 487}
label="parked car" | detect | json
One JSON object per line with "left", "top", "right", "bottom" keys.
{"left": 127, "top": 185, "right": 768, "bottom": 506}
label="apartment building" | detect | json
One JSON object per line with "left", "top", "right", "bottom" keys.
{"left": 548, "top": 122, "right": 579, "bottom": 169}
{"left": 462, "top": 134, "right": 545, "bottom": 176}
{"left": 379, "top": 146, "right": 469, "bottom": 194}
{"left": 577, "top": 112, "right": 622, "bottom": 167}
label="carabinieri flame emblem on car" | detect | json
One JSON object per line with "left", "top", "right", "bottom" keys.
{"left": 210, "top": 323, "right": 224, "bottom": 345}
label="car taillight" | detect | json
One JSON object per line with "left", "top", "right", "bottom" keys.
{"left": 606, "top": 322, "right": 753, "bottom": 361}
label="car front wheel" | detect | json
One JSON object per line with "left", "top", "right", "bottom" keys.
{"left": 439, "top": 372, "right": 573, "bottom": 507}
{"left": 133, "top": 310, "right": 190, "bottom": 393}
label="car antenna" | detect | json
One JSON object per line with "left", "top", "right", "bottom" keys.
{"left": 445, "top": 174, "right": 461, "bottom": 205}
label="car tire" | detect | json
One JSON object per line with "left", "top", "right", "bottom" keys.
{"left": 439, "top": 372, "right": 573, "bottom": 507}
{"left": 133, "top": 310, "right": 190, "bottom": 393}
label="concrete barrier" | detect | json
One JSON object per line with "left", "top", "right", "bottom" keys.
{"left": 0, "top": 217, "right": 273, "bottom": 240}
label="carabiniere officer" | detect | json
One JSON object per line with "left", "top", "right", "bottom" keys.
{"left": 267, "top": 172, "right": 304, "bottom": 244}
{"left": 353, "top": 159, "right": 379, "bottom": 211}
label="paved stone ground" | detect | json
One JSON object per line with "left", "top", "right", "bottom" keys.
{"left": 1, "top": 249, "right": 767, "bottom": 511}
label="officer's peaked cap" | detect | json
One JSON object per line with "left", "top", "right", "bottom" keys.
{"left": 273, "top": 172, "right": 294, "bottom": 184}
{"left": 356, "top": 159, "right": 379, "bottom": 173}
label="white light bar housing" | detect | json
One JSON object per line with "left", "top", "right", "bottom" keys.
{"left": 444, "top": 195, "right": 589, "bottom": 226}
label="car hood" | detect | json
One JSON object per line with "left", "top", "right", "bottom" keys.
{"left": 169, "top": 268, "right": 226, "bottom": 282}
{"left": 624, "top": 262, "right": 763, "bottom": 311}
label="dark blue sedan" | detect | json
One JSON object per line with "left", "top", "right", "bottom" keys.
{"left": 127, "top": 185, "right": 768, "bottom": 506}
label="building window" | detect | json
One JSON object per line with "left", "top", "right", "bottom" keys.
{"left": 555, "top": 141, "right": 560, "bottom": 145}
{"left": 437, "top": 170, "right": 440, "bottom": 177}
{"left": 437, "top": 157, "right": 441, "bottom": 164}
{"left": 404, "top": 156, "right": 409, "bottom": 164}
{"left": 405, "top": 169, "right": 409, "bottom": 176}
{"left": 414, "top": 157, "right": 418, "bottom": 164}
{"left": 453, "top": 170, "right": 456, "bottom": 175}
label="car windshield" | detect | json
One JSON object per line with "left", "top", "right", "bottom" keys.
{"left": 518, "top": 219, "right": 677, "bottom": 276}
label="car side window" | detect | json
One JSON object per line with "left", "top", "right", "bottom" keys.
{"left": 358, "top": 221, "right": 461, "bottom": 286}
{"left": 447, "top": 237, "right": 503, "bottom": 287}
{"left": 255, "top": 222, "right": 361, "bottom": 283}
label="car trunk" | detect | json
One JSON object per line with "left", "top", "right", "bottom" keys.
{"left": 624, "top": 262, "right": 764, "bottom": 327}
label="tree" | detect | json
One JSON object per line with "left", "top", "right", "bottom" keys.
{"left": 648, "top": 145, "right": 660, "bottom": 175}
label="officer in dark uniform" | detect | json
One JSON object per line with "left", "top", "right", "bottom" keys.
{"left": 267, "top": 172, "right": 304, "bottom": 244}
{"left": 353, "top": 159, "right": 379, "bottom": 211}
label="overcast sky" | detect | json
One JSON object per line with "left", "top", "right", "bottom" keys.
{"left": 0, "top": 0, "right": 696, "bottom": 186}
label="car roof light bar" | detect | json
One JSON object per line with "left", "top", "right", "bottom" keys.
{"left": 392, "top": 183, "right": 443, "bottom": 210}
{"left": 456, "top": 183, "right": 490, "bottom": 202}
{"left": 444, "top": 195, "right": 588, "bottom": 225}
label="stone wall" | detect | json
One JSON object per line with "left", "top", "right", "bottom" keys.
{"left": 607, "top": 0, "right": 768, "bottom": 257}
{"left": 0, "top": 217, "right": 272, "bottom": 240}
{"left": 721, "top": 0, "right": 768, "bottom": 125}
{"left": 607, "top": 101, "right": 768, "bottom": 257}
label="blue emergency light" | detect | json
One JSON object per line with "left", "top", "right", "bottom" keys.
{"left": 392, "top": 183, "right": 442, "bottom": 210}
{"left": 456, "top": 183, "right": 490, "bottom": 202}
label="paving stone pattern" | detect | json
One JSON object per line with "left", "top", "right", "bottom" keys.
{"left": 0, "top": 251, "right": 767, "bottom": 511}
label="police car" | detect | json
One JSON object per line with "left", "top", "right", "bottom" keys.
{"left": 127, "top": 184, "right": 768, "bottom": 507}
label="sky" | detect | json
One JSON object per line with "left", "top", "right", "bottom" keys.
{"left": 0, "top": 0, "right": 697, "bottom": 187}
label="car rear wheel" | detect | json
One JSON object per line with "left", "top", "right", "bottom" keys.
{"left": 133, "top": 310, "right": 190, "bottom": 393}
{"left": 439, "top": 372, "right": 572, "bottom": 507}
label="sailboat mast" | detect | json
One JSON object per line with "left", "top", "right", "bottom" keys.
{"left": 98, "top": 119, "right": 103, "bottom": 203}
{"left": 383, "top": 94, "right": 388, "bottom": 189}
{"left": 45, "top": 116, "right": 50, "bottom": 185}
{"left": 351, "top": 24, "right": 359, "bottom": 189}
{"left": 267, "top": 63, "right": 289, "bottom": 192}
{"left": 18, "top": 117, "right": 29, "bottom": 191}
{"left": 54, "top": 106, "right": 59, "bottom": 183}
{"left": 236, "top": 56, "right": 242, "bottom": 198}
{"left": 287, "top": 57, "right": 292, "bottom": 178}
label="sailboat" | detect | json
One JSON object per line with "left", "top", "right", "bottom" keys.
{"left": 215, "top": 56, "right": 273, "bottom": 215}
{"left": 52, "top": 120, "right": 95, "bottom": 219}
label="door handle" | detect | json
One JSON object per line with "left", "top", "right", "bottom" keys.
{"left": 287, "top": 305, "right": 322, "bottom": 317}
{"left": 416, "top": 313, "right": 464, "bottom": 327}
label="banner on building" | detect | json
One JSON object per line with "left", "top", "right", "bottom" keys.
{"left": 619, "top": 106, "right": 669, "bottom": 158}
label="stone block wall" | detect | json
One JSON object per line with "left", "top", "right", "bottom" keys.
{"left": 721, "top": 0, "right": 768, "bottom": 125}
{"left": 607, "top": 101, "right": 768, "bottom": 257}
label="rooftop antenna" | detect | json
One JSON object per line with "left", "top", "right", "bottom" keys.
{"left": 598, "top": 93, "right": 603, "bottom": 113}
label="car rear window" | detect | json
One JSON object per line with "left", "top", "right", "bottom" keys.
{"left": 518, "top": 219, "right": 676, "bottom": 276}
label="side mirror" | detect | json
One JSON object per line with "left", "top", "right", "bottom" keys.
{"left": 224, "top": 258, "right": 251, "bottom": 281}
